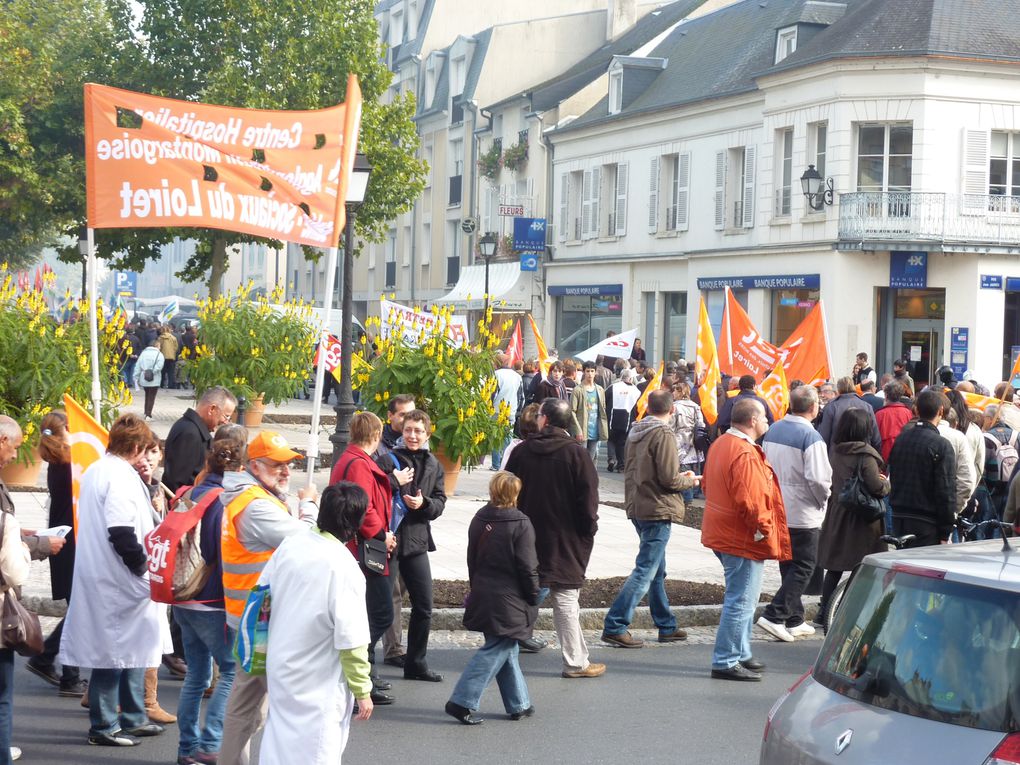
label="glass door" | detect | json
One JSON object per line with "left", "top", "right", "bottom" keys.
{"left": 900, "top": 329, "right": 938, "bottom": 388}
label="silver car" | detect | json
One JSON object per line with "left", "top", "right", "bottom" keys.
{"left": 760, "top": 539, "right": 1020, "bottom": 764}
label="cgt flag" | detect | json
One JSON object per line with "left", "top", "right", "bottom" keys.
{"left": 63, "top": 394, "right": 109, "bottom": 532}
{"left": 696, "top": 298, "right": 722, "bottom": 425}
{"left": 505, "top": 320, "right": 523, "bottom": 367}
{"left": 635, "top": 361, "right": 664, "bottom": 421}
{"left": 759, "top": 361, "right": 790, "bottom": 420}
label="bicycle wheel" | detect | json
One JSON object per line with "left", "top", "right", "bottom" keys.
{"left": 823, "top": 577, "right": 850, "bottom": 635}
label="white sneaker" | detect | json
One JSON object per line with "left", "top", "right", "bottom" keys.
{"left": 11, "top": 746, "right": 21, "bottom": 761}
{"left": 788, "top": 622, "right": 816, "bottom": 638}
{"left": 756, "top": 616, "right": 795, "bottom": 642}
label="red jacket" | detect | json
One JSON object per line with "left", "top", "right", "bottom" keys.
{"left": 701, "top": 432, "right": 791, "bottom": 561}
{"left": 331, "top": 444, "right": 392, "bottom": 574}
{"left": 875, "top": 401, "right": 913, "bottom": 462}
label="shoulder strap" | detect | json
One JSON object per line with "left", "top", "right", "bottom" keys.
{"left": 389, "top": 452, "right": 402, "bottom": 470}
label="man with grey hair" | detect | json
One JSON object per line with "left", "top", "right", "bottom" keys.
{"left": 163, "top": 386, "right": 238, "bottom": 492}
{"left": 758, "top": 385, "right": 832, "bottom": 642}
{"left": 817, "top": 376, "right": 881, "bottom": 453}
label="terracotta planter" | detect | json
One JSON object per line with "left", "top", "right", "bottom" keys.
{"left": 243, "top": 395, "right": 266, "bottom": 429}
{"left": 432, "top": 443, "right": 462, "bottom": 496}
{"left": 0, "top": 457, "right": 43, "bottom": 488}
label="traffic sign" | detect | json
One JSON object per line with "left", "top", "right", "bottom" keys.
{"left": 460, "top": 218, "right": 477, "bottom": 235}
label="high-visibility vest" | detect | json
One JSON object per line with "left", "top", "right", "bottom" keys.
{"left": 221, "top": 484, "right": 288, "bottom": 620}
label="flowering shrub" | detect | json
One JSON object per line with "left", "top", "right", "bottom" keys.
{"left": 0, "top": 263, "right": 129, "bottom": 464}
{"left": 183, "top": 283, "right": 317, "bottom": 406}
{"left": 478, "top": 141, "right": 502, "bottom": 181}
{"left": 357, "top": 300, "right": 513, "bottom": 464}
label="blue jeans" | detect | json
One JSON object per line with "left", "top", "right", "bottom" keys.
{"left": 89, "top": 667, "right": 147, "bottom": 736}
{"left": 449, "top": 635, "right": 530, "bottom": 714}
{"left": 122, "top": 358, "right": 136, "bottom": 387}
{"left": 0, "top": 650, "right": 13, "bottom": 765}
{"left": 585, "top": 439, "right": 600, "bottom": 463}
{"left": 173, "top": 606, "right": 238, "bottom": 757}
{"left": 603, "top": 520, "right": 676, "bottom": 635}
{"left": 491, "top": 430, "right": 513, "bottom": 469}
{"left": 712, "top": 552, "right": 765, "bottom": 670}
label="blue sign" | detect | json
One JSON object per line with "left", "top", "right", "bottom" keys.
{"left": 512, "top": 217, "right": 547, "bottom": 253}
{"left": 519, "top": 253, "right": 538, "bottom": 272}
{"left": 1007, "top": 278, "right": 1020, "bottom": 292}
{"left": 981, "top": 274, "right": 1003, "bottom": 290}
{"left": 114, "top": 271, "right": 137, "bottom": 297}
{"left": 889, "top": 251, "right": 927, "bottom": 289}
{"left": 950, "top": 326, "right": 968, "bottom": 380}
{"left": 547, "top": 284, "right": 623, "bottom": 297}
{"left": 696, "top": 274, "right": 820, "bottom": 290}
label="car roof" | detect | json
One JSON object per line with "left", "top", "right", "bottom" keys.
{"left": 861, "top": 539, "right": 1020, "bottom": 593}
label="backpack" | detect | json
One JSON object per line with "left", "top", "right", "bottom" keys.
{"left": 145, "top": 485, "right": 224, "bottom": 604}
{"left": 983, "top": 428, "right": 1019, "bottom": 485}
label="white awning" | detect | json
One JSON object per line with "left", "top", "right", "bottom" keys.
{"left": 434, "top": 262, "right": 532, "bottom": 311}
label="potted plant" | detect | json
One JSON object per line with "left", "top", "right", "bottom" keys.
{"left": 0, "top": 263, "right": 129, "bottom": 482}
{"left": 502, "top": 139, "right": 528, "bottom": 173}
{"left": 356, "top": 303, "right": 514, "bottom": 492}
{"left": 182, "top": 283, "right": 316, "bottom": 426}
{"left": 477, "top": 141, "right": 502, "bottom": 181}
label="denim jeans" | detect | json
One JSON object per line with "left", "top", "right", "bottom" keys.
{"left": 89, "top": 667, "right": 147, "bottom": 736}
{"left": 603, "top": 520, "right": 676, "bottom": 636}
{"left": 712, "top": 552, "right": 764, "bottom": 670}
{"left": 449, "top": 635, "right": 530, "bottom": 714}
{"left": 761, "top": 527, "right": 819, "bottom": 627}
{"left": 585, "top": 439, "right": 599, "bottom": 463}
{"left": 122, "top": 358, "right": 136, "bottom": 388}
{"left": 0, "top": 649, "right": 13, "bottom": 765}
{"left": 491, "top": 431, "right": 513, "bottom": 470}
{"left": 173, "top": 606, "right": 238, "bottom": 757}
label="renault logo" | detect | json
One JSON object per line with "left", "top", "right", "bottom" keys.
{"left": 835, "top": 729, "right": 853, "bottom": 755}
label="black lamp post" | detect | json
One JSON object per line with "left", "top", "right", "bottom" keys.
{"left": 330, "top": 153, "right": 373, "bottom": 465}
{"left": 478, "top": 231, "right": 498, "bottom": 319}
{"left": 78, "top": 226, "right": 89, "bottom": 300}
{"left": 800, "top": 164, "right": 834, "bottom": 211}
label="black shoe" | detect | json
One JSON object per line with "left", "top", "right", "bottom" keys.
{"left": 371, "top": 677, "right": 392, "bottom": 691}
{"left": 370, "top": 689, "right": 394, "bottom": 705}
{"left": 162, "top": 654, "right": 188, "bottom": 679}
{"left": 121, "top": 723, "right": 165, "bottom": 737}
{"left": 711, "top": 665, "right": 763, "bottom": 682}
{"left": 740, "top": 658, "right": 766, "bottom": 672}
{"left": 59, "top": 678, "right": 88, "bottom": 697}
{"left": 509, "top": 706, "right": 535, "bottom": 721}
{"left": 383, "top": 655, "right": 406, "bottom": 668}
{"left": 445, "top": 701, "right": 483, "bottom": 726}
{"left": 26, "top": 660, "right": 61, "bottom": 687}
{"left": 607, "top": 462, "right": 616, "bottom": 473}
{"left": 404, "top": 669, "right": 443, "bottom": 683}
{"left": 88, "top": 731, "right": 140, "bottom": 747}
{"left": 517, "top": 636, "right": 548, "bottom": 654}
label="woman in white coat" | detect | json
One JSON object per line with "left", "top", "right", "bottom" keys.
{"left": 258, "top": 481, "right": 374, "bottom": 765}
{"left": 59, "top": 414, "right": 165, "bottom": 747}
{"left": 134, "top": 339, "right": 165, "bottom": 420}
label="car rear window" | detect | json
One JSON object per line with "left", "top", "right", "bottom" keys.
{"left": 813, "top": 565, "right": 1020, "bottom": 732}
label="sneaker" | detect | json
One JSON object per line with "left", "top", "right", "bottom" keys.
{"left": 600, "top": 631, "right": 644, "bottom": 649}
{"left": 561, "top": 662, "right": 607, "bottom": 679}
{"left": 25, "top": 660, "right": 60, "bottom": 687}
{"left": 711, "top": 664, "right": 763, "bottom": 682}
{"left": 10, "top": 747, "right": 20, "bottom": 761}
{"left": 517, "top": 636, "right": 548, "bottom": 654}
{"left": 58, "top": 678, "right": 88, "bottom": 697}
{"left": 788, "top": 622, "right": 816, "bottom": 638}
{"left": 757, "top": 616, "right": 795, "bottom": 643}
{"left": 658, "top": 628, "right": 688, "bottom": 643}
{"left": 88, "top": 730, "right": 140, "bottom": 747}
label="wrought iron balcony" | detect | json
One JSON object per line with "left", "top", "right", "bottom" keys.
{"left": 838, "top": 191, "right": 1020, "bottom": 247}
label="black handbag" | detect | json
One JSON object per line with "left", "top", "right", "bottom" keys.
{"left": 838, "top": 460, "right": 885, "bottom": 523}
{"left": 0, "top": 514, "right": 43, "bottom": 656}
{"left": 358, "top": 536, "right": 388, "bottom": 575}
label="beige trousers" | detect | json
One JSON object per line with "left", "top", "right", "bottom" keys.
{"left": 217, "top": 670, "right": 268, "bottom": 765}
{"left": 550, "top": 587, "right": 590, "bottom": 672}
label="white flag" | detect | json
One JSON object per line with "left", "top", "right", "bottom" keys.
{"left": 576, "top": 328, "right": 639, "bottom": 362}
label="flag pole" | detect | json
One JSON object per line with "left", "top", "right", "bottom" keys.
{"left": 87, "top": 227, "right": 102, "bottom": 421}
{"left": 306, "top": 244, "right": 340, "bottom": 488}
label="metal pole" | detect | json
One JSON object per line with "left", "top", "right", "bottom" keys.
{"left": 330, "top": 205, "right": 356, "bottom": 466}
{"left": 483, "top": 255, "right": 490, "bottom": 321}
{"left": 306, "top": 241, "right": 339, "bottom": 488}
{"left": 86, "top": 228, "right": 102, "bottom": 420}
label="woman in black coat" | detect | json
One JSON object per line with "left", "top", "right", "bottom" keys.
{"left": 445, "top": 472, "right": 538, "bottom": 726}
{"left": 390, "top": 410, "right": 447, "bottom": 683}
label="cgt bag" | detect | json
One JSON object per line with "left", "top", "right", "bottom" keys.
{"left": 145, "top": 486, "right": 224, "bottom": 604}
{"left": 0, "top": 514, "right": 42, "bottom": 656}
{"left": 838, "top": 460, "right": 885, "bottom": 523}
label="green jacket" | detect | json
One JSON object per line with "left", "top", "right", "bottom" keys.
{"left": 569, "top": 383, "right": 608, "bottom": 442}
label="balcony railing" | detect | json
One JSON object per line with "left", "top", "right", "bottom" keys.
{"left": 518, "top": 128, "right": 529, "bottom": 145}
{"left": 838, "top": 191, "right": 1020, "bottom": 246}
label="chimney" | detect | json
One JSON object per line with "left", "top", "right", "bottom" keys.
{"left": 607, "top": 0, "right": 637, "bottom": 40}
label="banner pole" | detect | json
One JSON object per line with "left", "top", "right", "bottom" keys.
{"left": 307, "top": 245, "right": 340, "bottom": 488}
{"left": 87, "top": 228, "right": 102, "bottom": 421}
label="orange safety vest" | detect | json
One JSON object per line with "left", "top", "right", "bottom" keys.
{"left": 221, "top": 484, "right": 289, "bottom": 620}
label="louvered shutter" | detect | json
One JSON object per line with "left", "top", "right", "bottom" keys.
{"left": 559, "top": 174, "right": 568, "bottom": 241}
{"left": 648, "top": 156, "right": 660, "bottom": 232}
{"left": 581, "top": 170, "right": 592, "bottom": 238}
{"left": 962, "top": 129, "right": 990, "bottom": 214}
{"left": 676, "top": 152, "right": 691, "bottom": 232}
{"left": 615, "top": 163, "right": 628, "bottom": 236}
{"left": 742, "top": 145, "right": 756, "bottom": 228}
{"left": 714, "top": 151, "right": 726, "bottom": 229}
{"left": 589, "top": 167, "right": 601, "bottom": 239}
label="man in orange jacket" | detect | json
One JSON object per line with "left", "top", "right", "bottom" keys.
{"left": 701, "top": 398, "right": 791, "bottom": 682}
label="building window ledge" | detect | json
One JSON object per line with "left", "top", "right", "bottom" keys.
{"left": 656, "top": 230, "right": 681, "bottom": 239}
{"left": 770, "top": 216, "right": 792, "bottom": 227}
{"left": 597, "top": 235, "right": 620, "bottom": 244}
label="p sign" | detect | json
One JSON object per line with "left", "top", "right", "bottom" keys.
{"left": 115, "top": 271, "right": 137, "bottom": 297}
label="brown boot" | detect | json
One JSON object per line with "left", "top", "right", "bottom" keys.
{"left": 144, "top": 667, "right": 177, "bottom": 724}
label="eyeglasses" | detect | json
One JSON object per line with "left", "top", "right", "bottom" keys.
{"left": 256, "top": 459, "right": 291, "bottom": 475}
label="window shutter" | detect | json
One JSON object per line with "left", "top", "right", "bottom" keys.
{"left": 742, "top": 145, "right": 756, "bottom": 228}
{"left": 481, "top": 185, "right": 492, "bottom": 233}
{"left": 590, "top": 167, "right": 601, "bottom": 239}
{"left": 581, "top": 170, "right": 592, "bottom": 239}
{"left": 648, "top": 156, "right": 660, "bottom": 232}
{"left": 962, "top": 129, "right": 989, "bottom": 214}
{"left": 676, "top": 152, "right": 691, "bottom": 232}
{"left": 714, "top": 150, "right": 726, "bottom": 230}
{"left": 559, "top": 174, "right": 568, "bottom": 241}
{"left": 615, "top": 163, "right": 629, "bottom": 236}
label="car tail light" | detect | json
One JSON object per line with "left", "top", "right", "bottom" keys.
{"left": 985, "top": 733, "right": 1020, "bottom": 764}
{"left": 891, "top": 563, "right": 946, "bottom": 579}
{"left": 763, "top": 668, "right": 812, "bottom": 742}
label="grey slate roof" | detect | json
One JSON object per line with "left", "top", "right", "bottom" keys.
{"left": 416, "top": 29, "right": 493, "bottom": 119}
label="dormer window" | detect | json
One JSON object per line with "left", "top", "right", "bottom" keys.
{"left": 775, "top": 26, "right": 797, "bottom": 64}
{"left": 609, "top": 70, "right": 623, "bottom": 115}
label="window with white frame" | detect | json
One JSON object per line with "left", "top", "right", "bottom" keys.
{"left": 775, "top": 128, "right": 793, "bottom": 216}
{"left": 424, "top": 56, "right": 438, "bottom": 108}
{"left": 609, "top": 70, "right": 623, "bottom": 115}
{"left": 989, "top": 132, "right": 1020, "bottom": 197}
{"left": 717, "top": 146, "right": 755, "bottom": 229}
{"left": 451, "top": 56, "right": 466, "bottom": 98}
{"left": 449, "top": 139, "right": 463, "bottom": 177}
{"left": 580, "top": 167, "right": 600, "bottom": 241}
{"left": 385, "top": 231, "right": 397, "bottom": 289}
{"left": 812, "top": 123, "right": 827, "bottom": 178}
{"left": 665, "top": 154, "right": 690, "bottom": 232}
{"left": 563, "top": 170, "right": 584, "bottom": 241}
{"left": 597, "top": 164, "right": 628, "bottom": 236}
{"left": 421, "top": 222, "right": 431, "bottom": 265}
{"left": 856, "top": 124, "right": 912, "bottom": 194}
{"left": 389, "top": 8, "right": 403, "bottom": 47}
{"left": 775, "top": 26, "right": 797, "bottom": 64}
{"left": 446, "top": 221, "right": 460, "bottom": 285}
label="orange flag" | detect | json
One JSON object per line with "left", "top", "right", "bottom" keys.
{"left": 63, "top": 394, "right": 109, "bottom": 532}
{"left": 961, "top": 391, "right": 1000, "bottom": 411}
{"left": 1008, "top": 352, "right": 1020, "bottom": 387}
{"left": 759, "top": 361, "right": 790, "bottom": 420}
{"left": 505, "top": 320, "right": 523, "bottom": 367}
{"left": 696, "top": 298, "right": 722, "bottom": 425}
{"left": 717, "top": 287, "right": 779, "bottom": 378}
{"left": 635, "top": 361, "right": 664, "bottom": 421}
{"left": 527, "top": 314, "right": 551, "bottom": 376}
{"left": 781, "top": 301, "right": 832, "bottom": 385}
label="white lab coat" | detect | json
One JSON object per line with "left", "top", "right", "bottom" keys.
{"left": 259, "top": 529, "right": 369, "bottom": 765}
{"left": 59, "top": 453, "right": 163, "bottom": 669}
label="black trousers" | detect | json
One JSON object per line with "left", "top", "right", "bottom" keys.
{"left": 762, "top": 526, "right": 819, "bottom": 627}
{"left": 32, "top": 618, "right": 79, "bottom": 683}
{"left": 892, "top": 515, "right": 943, "bottom": 547}
{"left": 143, "top": 386, "right": 158, "bottom": 417}
{"left": 365, "top": 569, "right": 394, "bottom": 668}
{"left": 397, "top": 552, "right": 434, "bottom": 675}
{"left": 609, "top": 430, "right": 628, "bottom": 467}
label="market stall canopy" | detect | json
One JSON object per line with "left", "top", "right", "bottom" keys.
{"left": 434, "top": 262, "right": 533, "bottom": 311}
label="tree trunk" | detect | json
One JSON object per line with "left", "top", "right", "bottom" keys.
{"left": 207, "top": 237, "right": 228, "bottom": 298}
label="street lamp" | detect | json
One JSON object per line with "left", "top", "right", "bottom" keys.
{"left": 478, "top": 231, "right": 498, "bottom": 320}
{"left": 800, "top": 164, "right": 834, "bottom": 211}
{"left": 78, "top": 226, "right": 89, "bottom": 300}
{"left": 330, "top": 153, "right": 373, "bottom": 465}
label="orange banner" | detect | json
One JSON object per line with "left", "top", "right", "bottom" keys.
{"left": 84, "top": 76, "right": 363, "bottom": 248}
{"left": 64, "top": 394, "right": 109, "bottom": 534}
{"left": 696, "top": 298, "right": 722, "bottom": 425}
{"left": 759, "top": 361, "right": 790, "bottom": 420}
{"left": 635, "top": 362, "right": 664, "bottom": 421}
{"left": 528, "top": 315, "right": 551, "bottom": 376}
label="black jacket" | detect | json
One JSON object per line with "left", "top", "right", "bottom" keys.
{"left": 717, "top": 390, "right": 775, "bottom": 433}
{"left": 505, "top": 427, "right": 599, "bottom": 589}
{"left": 163, "top": 408, "right": 212, "bottom": 492}
{"left": 46, "top": 462, "right": 76, "bottom": 601}
{"left": 391, "top": 447, "right": 446, "bottom": 557}
{"left": 888, "top": 420, "right": 957, "bottom": 539}
{"left": 462, "top": 504, "right": 539, "bottom": 640}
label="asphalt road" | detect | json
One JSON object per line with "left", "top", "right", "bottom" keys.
{"left": 11, "top": 639, "right": 822, "bottom": 764}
